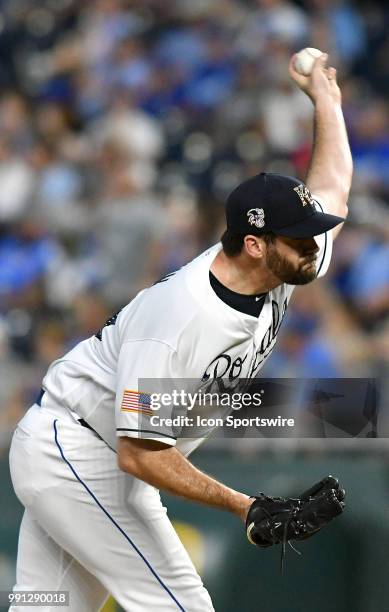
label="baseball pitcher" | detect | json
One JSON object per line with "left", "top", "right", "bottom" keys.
{"left": 9, "top": 54, "right": 352, "bottom": 611}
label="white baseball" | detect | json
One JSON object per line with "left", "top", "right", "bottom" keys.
{"left": 294, "top": 47, "right": 323, "bottom": 76}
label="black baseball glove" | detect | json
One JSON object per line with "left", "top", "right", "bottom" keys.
{"left": 246, "top": 475, "right": 345, "bottom": 560}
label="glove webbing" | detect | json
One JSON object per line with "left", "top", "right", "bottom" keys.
{"left": 280, "top": 509, "right": 302, "bottom": 574}
{"left": 250, "top": 498, "right": 303, "bottom": 574}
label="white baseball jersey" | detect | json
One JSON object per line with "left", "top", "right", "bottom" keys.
{"left": 42, "top": 198, "right": 332, "bottom": 457}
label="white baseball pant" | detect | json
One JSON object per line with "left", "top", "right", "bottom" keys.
{"left": 9, "top": 403, "right": 214, "bottom": 612}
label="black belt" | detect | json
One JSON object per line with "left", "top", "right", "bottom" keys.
{"left": 36, "top": 388, "right": 45, "bottom": 406}
{"left": 78, "top": 418, "right": 94, "bottom": 431}
{"left": 36, "top": 389, "right": 95, "bottom": 432}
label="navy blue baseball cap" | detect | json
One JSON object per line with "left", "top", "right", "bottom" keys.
{"left": 226, "top": 172, "right": 345, "bottom": 239}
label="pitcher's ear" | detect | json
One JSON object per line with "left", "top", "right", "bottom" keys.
{"left": 243, "top": 235, "right": 266, "bottom": 259}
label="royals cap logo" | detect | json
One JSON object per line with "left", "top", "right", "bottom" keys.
{"left": 293, "top": 184, "right": 314, "bottom": 207}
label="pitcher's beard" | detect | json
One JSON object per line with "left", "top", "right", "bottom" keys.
{"left": 266, "top": 246, "right": 317, "bottom": 285}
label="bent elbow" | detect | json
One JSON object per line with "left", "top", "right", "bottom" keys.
{"left": 117, "top": 447, "right": 140, "bottom": 475}
{"left": 117, "top": 451, "right": 127, "bottom": 473}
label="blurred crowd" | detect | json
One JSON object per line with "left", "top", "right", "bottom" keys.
{"left": 0, "top": 0, "right": 388, "bottom": 446}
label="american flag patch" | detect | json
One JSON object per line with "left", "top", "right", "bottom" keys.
{"left": 121, "top": 390, "right": 153, "bottom": 415}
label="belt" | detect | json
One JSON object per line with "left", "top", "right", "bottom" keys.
{"left": 36, "top": 389, "right": 95, "bottom": 433}
{"left": 36, "top": 388, "right": 45, "bottom": 406}
{"left": 78, "top": 418, "right": 95, "bottom": 431}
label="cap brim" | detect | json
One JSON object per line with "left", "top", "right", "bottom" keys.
{"left": 275, "top": 211, "right": 346, "bottom": 238}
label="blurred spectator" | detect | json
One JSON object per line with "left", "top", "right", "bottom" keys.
{"left": 0, "top": 222, "right": 59, "bottom": 302}
{"left": 0, "top": 138, "right": 34, "bottom": 222}
{"left": 93, "top": 170, "right": 168, "bottom": 306}
{"left": 89, "top": 93, "right": 164, "bottom": 181}
{"left": 308, "top": 0, "right": 366, "bottom": 66}
{"left": 238, "top": 0, "right": 309, "bottom": 59}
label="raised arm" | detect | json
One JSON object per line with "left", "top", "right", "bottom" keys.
{"left": 289, "top": 53, "right": 353, "bottom": 239}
